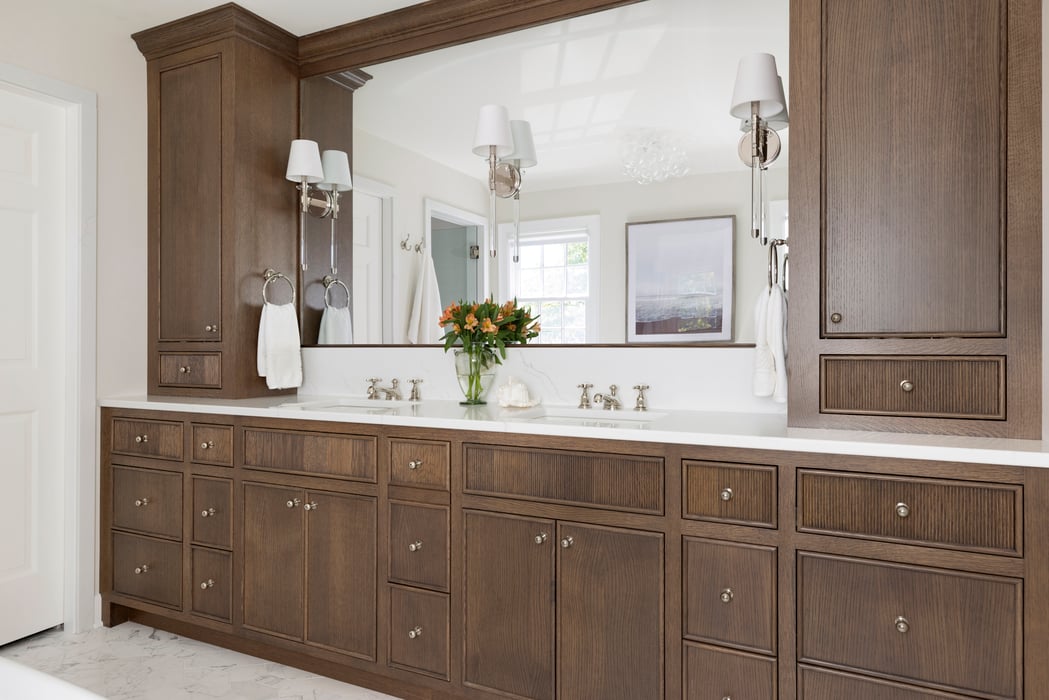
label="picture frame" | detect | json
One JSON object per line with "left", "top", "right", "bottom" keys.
{"left": 625, "top": 216, "right": 734, "bottom": 343}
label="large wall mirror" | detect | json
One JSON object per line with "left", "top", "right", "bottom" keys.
{"left": 299, "top": 0, "right": 788, "bottom": 347}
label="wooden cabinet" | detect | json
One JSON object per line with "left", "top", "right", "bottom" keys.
{"left": 788, "top": 0, "right": 1042, "bottom": 437}
{"left": 464, "top": 510, "right": 664, "bottom": 700}
{"left": 133, "top": 6, "right": 298, "bottom": 398}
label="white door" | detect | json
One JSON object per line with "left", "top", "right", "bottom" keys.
{"left": 0, "top": 83, "right": 67, "bottom": 644}
{"left": 352, "top": 190, "right": 383, "bottom": 343}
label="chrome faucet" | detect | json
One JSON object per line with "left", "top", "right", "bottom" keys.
{"left": 577, "top": 383, "right": 593, "bottom": 409}
{"left": 378, "top": 378, "right": 402, "bottom": 401}
{"left": 594, "top": 384, "right": 621, "bottom": 410}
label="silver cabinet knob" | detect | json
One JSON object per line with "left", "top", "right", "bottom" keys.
{"left": 830, "top": 312, "right": 843, "bottom": 324}
{"left": 900, "top": 379, "right": 915, "bottom": 393}
{"left": 134, "top": 434, "right": 149, "bottom": 444}
{"left": 408, "top": 541, "right": 423, "bottom": 552}
{"left": 720, "top": 487, "right": 734, "bottom": 502}
{"left": 720, "top": 588, "right": 734, "bottom": 604}
{"left": 200, "top": 508, "right": 216, "bottom": 518}
{"left": 133, "top": 564, "right": 150, "bottom": 575}
{"left": 895, "top": 502, "right": 911, "bottom": 518}
{"left": 200, "top": 440, "right": 214, "bottom": 450}
{"left": 303, "top": 501, "right": 319, "bottom": 511}
{"left": 408, "top": 459, "right": 423, "bottom": 470}
{"left": 178, "top": 365, "right": 192, "bottom": 374}
{"left": 204, "top": 324, "right": 218, "bottom": 333}
{"left": 534, "top": 532, "right": 548, "bottom": 545}
{"left": 286, "top": 498, "right": 301, "bottom": 509}
{"left": 200, "top": 579, "right": 215, "bottom": 590}
{"left": 895, "top": 616, "right": 910, "bottom": 634}
{"left": 407, "top": 626, "right": 423, "bottom": 639}
{"left": 560, "top": 536, "right": 574, "bottom": 549}
{"left": 134, "top": 498, "right": 150, "bottom": 507}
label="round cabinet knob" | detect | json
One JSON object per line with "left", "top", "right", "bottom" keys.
{"left": 560, "top": 536, "right": 574, "bottom": 549}
{"left": 534, "top": 532, "right": 548, "bottom": 545}
{"left": 830, "top": 312, "right": 843, "bottom": 324}
{"left": 134, "top": 564, "right": 150, "bottom": 575}
{"left": 895, "top": 616, "right": 910, "bottom": 634}
{"left": 719, "top": 588, "right": 734, "bottom": 604}
{"left": 408, "top": 460, "right": 423, "bottom": 470}
{"left": 134, "top": 434, "right": 149, "bottom": 444}
{"left": 134, "top": 498, "right": 149, "bottom": 508}
{"left": 200, "top": 441, "right": 214, "bottom": 450}
{"left": 303, "top": 502, "right": 319, "bottom": 511}
{"left": 895, "top": 502, "right": 911, "bottom": 518}
{"left": 720, "top": 487, "right": 734, "bottom": 502}
{"left": 286, "top": 498, "right": 301, "bottom": 509}
{"left": 200, "top": 579, "right": 215, "bottom": 590}
{"left": 900, "top": 379, "right": 915, "bottom": 393}
{"left": 407, "top": 626, "right": 423, "bottom": 639}
{"left": 408, "top": 541, "right": 423, "bottom": 552}
{"left": 205, "top": 324, "right": 218, "bottom": 333}
{"left": 201, "top": 508, "right": 216, "bottom": 518}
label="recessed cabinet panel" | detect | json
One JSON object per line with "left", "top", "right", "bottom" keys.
{"left": 111, "top": 418, "right": 183, "bottom": 461}
{"left": 243, "top": 428, "right": 377, "bottom": 482}
{"left": 192, "top": 476, "right": 232, "bottom": 549}
{"left": 388, "top": 501, "right": 449, "bottom": 591}
{"left": 112, "top": 465, "right": 182, "bottom": 539}
{"left": 191, "top": 547, "right": 232, "bottom": 622}
{"left": 799, "top": 666, "right": 977, "bottom": 700}
{"left": 389, "top": 438, "right": 450, "bottom": 490}
{"left": 684, "top": 642, "right": 776, "bottom": 700}
{"left": 112, "top": 531, "right": 182, "bottom": 609}
{"left": 158, "top": 353, "right": 221, "bottom": 388}
{"left": 683, "top": 460, "right": 777, "bottom": 528}
{"left": 157, "top": 55, "right": 222, "bottom": 342}
{"left": 821, "top": 0, "right": 1004, "bottom": 337}
{"left": 389, "top": 585, "right": 449, "bottom": 679}
{"left": 242, "top": 482, "right": 304, "bottom": 640}
{"left": 191, "top": 423, "right": 233, "bottom": 466}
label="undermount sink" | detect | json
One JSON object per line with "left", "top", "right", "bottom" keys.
{"left": 279, "top": 398, "right": 410, "bottom": 414}
{"left": 516, "top": 406, "right": 667, "bottom": 429}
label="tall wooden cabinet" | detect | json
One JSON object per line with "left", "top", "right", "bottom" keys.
{"left": 788, "top": 0, "right": 1042, "bottom": 437}
{"left": 133, "top": 6, "right": 299, "bottom": 398}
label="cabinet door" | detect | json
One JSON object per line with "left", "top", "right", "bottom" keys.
{"left": 304, "top": 490, "right": 376, "bottom": 660}
{"left": 157, "top": 55, "right": 222, "bottom": 341}
{"left": 558, "top": 522, "right": 664, "bottom": 700}
{"left": 464, "top": 510, "right": 555, "bottom": 700}
{"left": 242, "top": 482, "right": 303, "bottom": 640}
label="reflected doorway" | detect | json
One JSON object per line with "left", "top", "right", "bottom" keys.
{"left": 425, "top": 199, "right": 487, "bottom": 306}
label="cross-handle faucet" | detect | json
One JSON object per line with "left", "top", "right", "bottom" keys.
{"left": 577, "top": 383, "right": 594, "bottom": 409}
{"left": 408, "top": 378, "right": 423, "bottom": 402}
{"left": 633, "top": 384, "right": 650, "bottom": 412}
{"left": 367, "top": 377, "right": 382, "bottom": 399}
{"left": 594, "top": 384, "right": 621, "bottom": 411}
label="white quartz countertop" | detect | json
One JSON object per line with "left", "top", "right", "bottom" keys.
{"left": 99, "top": 394, "right": 1049, "bottom": 468}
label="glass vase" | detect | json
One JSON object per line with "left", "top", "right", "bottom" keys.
{"left": 455, "top": 346, "right": 495, "bottom": 405}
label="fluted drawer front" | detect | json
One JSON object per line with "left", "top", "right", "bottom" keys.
{"left": 112, "top": 465, "right": 182, "bottom": 539}
{"left": 820, "top": 355, "right": 1005, "bottom": 419}
{"left": 799, "top": 666, "right": 978, "bottom": 700}
{"left": 159, "top": 352, "right": 221, "bottom": 388}
{"left": 243, "top": 427, "right": 376, "bottom": 482}
{"left": 798, "top": 553, "right": 1021, "bottom": 699}
{"left": 683, "top": 460, "right": 777, "bottom": 528}
{"left": 389, "top": 585, "right": 449, "bottom": 680}
{"left": 465, "top": 444, "right": 663, "bottom": 514}
{"left": 191, "top": 547, "right": 232, "bottom": 622}
{"left": 112, "top": 418, "right": 183, "bottom": 461}
{"left": 798, "top": 470, "right": 1021, "bottom": 555}
{"left": 191, "top": 423, "right": 233, "bottom": 466}
{"left": 389, "top": 501, "right": 449, "bottom": 591}
{"left": 112, "top": 531, "right": 182, "bottom": 609}
{"left": 389, "top": 439, "right": 450, "bottom": 490}
{"left": 683, "top": 642, "right": 776, "bottom": 700}
{"left": 192, "top": 476, "right": 232, "bottom": 549}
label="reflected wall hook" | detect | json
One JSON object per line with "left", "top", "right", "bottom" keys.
{"left": 400, "top": 235, "right": 425, "bottom": 253}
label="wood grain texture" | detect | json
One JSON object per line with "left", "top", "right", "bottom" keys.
{"left": 158, "top": 352, "right": 222, "bottom": 388}
{"left": 464, "top": 444, "right": 664, "bottom": 514}
{"left": 243, "top": 427, "right": 377, "bottom": 482}
{"left": 389, "top": 585, "right": 450, "bottom": 680}
{"left": 191, "top": 476, "right": 232, "bottom": 548}
{"left": 389, "top": 439, "right": 451, "bottom": 491}
{"left": 799, "top": 666, "right": 979, "bottom": 700}
{"left": 190, "top": 547, "right": 232, "bottom": 622}
{"left": 191, "top": 423, "right": 234, "bottom": 466}
{"left": 242, "top": 482, "right": 305, "bottom": 640}
{"left": 112, "top": 466, "right": 183, "bottom": 539}
{"left": 111, "top": 532, "right": 183, "bottom": 609}
{"left": 132, "top": 3, "right": 298, "bottom": 62}
{"left": 388, "top": 501, "right": 449, "bottom": 592}
{"left": 683, "top": 460, "right": 778, "bottom": 528}
{"left": 798, "top": 470, "right": 1021, "bottom": 556}
{"left": 683, "top": 642, "right": 776, "bottom": 700}
{"left": 798, "top": 552, "right": 1021, "bottom": 698}
{"left": 112, "top": 418, "right": 184, "bottom": 461}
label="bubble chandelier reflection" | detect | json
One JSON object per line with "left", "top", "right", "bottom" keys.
{"left": 620, "top": 128, "right": 690, "bottom": 185}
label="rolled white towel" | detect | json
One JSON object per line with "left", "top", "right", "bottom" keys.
{"left": 752, "top": 286, "right": 775, "bottom": 397}
{"left": 319, "top": 304, "right": 353, "bottom": 345}
{"left": 768, "top": 284, "right": 788, "bottom": 403}
{"left": 257, "top": 302, "right": 302, "bottom": 390}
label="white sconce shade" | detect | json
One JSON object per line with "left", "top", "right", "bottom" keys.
{"left": 730, "top": 53, "right": 785, "bottom": 119}
{"left": 317, "top": 149, "right": 352, "bottom": 192}
{"left": 472, "top": 104, "right": 514, "bottom": 157}
{"left": 286, "top": 139, "right": 324, "bottom": 182}
{"left": 503, "top": 120, "right": 538, "bottom": 169}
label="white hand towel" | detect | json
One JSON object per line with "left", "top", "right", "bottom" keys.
{"left": 768, "top": 283, "right": 788, "bottom": 403}
{"left": 406, "top": 254, "right": 445, "bottom": 344}
{"left": 752, "top": 286, "right": 775, "bottom": 397}
{"left": 257, "top": 302, "right": 302, "bottom": 389}
{"left": 319, "top": 305, "right": 353, "bottom": 345}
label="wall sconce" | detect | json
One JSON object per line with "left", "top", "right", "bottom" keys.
{"left": 502, "top": 120, "right": 537, "bottom": 263}
{"left": 473, "top": 104, "right": 518, "bottom": 258}
{"left": 285, "top": 139, "right": 352, "bottom": 272}
{"left": 730, "top": 53, "right": 787, "bottom": 246}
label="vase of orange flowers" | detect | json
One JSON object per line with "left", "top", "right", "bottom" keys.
{"left": 439, "top": 298, "right": 540, "bottom": 405}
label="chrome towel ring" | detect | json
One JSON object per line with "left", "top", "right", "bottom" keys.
{"left": 262, "top": 268, "right": 295, "bottom": 304}
{"left": 323, "top": 275, "right": 350, "bottom": 309}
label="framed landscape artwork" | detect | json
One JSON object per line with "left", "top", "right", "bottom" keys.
{"left": 626, "top": 216, "right": 734, "bottom": 343}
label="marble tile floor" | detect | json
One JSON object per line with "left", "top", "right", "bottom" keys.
{"left": 0, "top": 622, "right": 400, "bottom": 699}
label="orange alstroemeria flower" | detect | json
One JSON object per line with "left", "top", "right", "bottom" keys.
{"left": 464, "top": 313, "right": 478, "bottom": 330}
{"left": 481, "top": 318, "right": 497, "bottom": 334}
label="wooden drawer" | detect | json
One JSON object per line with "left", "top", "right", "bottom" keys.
{"left": 389, "top": 585, "right": 449, "bottom": 680}
{"left": 191, "top": 423, "right": 233, "bottom": 466}
{"left": 389, "top": 438, "right": 450, "bottom": 491}
{"left": 112, "top": 465, "right": 182, "bottom": 539}
{"left": 243, "top": 427, "right": 377, "bottom": 482}
{"left": 112, "top": 417, "right": 183, "bottom": 461}
{"left": 464, "top": 444, "right": 663, "bottom": 514}
{"left": 798, "top": 553, "right": 1021, "bottom": 699}
{"left": 191, "top": 547, "right": 232, "bottom": 623}
{"left": 683, "top": 460, "right": 776, "bottom": 528}
{"left": 820, "top": 355, "right": 1005, "bottom": 420}
{"left": 159, "top": 352, "right": 222, "bottom": 388}
{"left": 111, "top": 531, "right": 182, "bottom": 609}
{"left": 683, "top": 642, "right": 775, "bottom": 700}
{"left": 799, "top": 666, "right": 977, "bottom": 700}
{"left": 192, "top": 476, "right": 232, "bottom": 549}
{"left": 683, "top": 538, "right": 776, "bottom": 654}
{"left": 798, "top": 470, "right": 1022, "bottom": 556}
{"left": 389, "top": 501, "right": 449, "bottom": 591}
